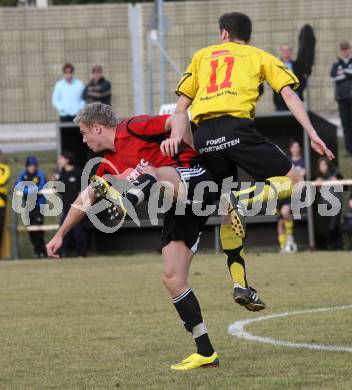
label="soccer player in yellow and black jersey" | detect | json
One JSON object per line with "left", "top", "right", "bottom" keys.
{"left": 161, "top": 12, "right": 334, "bottom": 312}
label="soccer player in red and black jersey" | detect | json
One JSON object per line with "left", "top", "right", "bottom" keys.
{"left": 46, "top": 102, "right": 219, "bottom": 370}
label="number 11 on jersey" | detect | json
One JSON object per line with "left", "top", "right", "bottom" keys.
{"left": 207, "top": 56, "right": 235, "bottom": 94}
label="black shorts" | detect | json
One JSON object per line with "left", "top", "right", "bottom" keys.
{"left": 193, "top": 115, "right": 292, "bottom": 189}
{"left": 174, "top": 164, "right": 215, "bottom": 205}
{"left": 161, "top": 205, "right": 208, "bottom": 253}
{"left": 160, "top": 165, "right": 216, "bottom": 253}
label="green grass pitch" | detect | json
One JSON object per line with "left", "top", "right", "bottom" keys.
{"left": 1, "top": 252, "right": 352, "bottom": 389}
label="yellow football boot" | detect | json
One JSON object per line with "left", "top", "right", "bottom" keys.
{"left": 228, "top": 192, "right": 246, "bottom": 239}
{"left": 90, "top": 175, "right": 127, "bottom": 219}
{"left": 170, "top": 352, "right": 219, "bottom": 371}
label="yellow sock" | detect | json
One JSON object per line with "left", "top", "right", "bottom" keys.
{"left": 278, "top": 233, "right": 286, "bottom": 249}
{"left": 284, "top": 220, "right": 294, "bottom": 236}
{"left": 235, "top": 176, "right": 293, "bottom": 206}
{"left": 220, "top": 224, "right": 247, "bottom": 288}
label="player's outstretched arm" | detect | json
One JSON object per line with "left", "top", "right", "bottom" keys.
{"left": 281, "top": 86, "right": 335, "bottom": 160}
{"left": 175, "top": 94, "right": 193, "bottom": 145}
{"left": 46, "top": 186, "right": 96, "bottom": 258}
{"left": 160, "top": 95, "right": 193, "bottom": 156}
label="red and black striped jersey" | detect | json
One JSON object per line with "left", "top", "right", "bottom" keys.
{"left": 96, "top": 114, "right": 200, "bottom": 181}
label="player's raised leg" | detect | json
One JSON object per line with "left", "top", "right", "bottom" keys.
{"left": 229, "top": 174, "right": 295, "bottom": 237}
{"left": 91, "top": 165, "right": 187, "bottom": 220}
{"left": 91, "top": 170, "right": 158, "bottom": 218}
{"left": 224, "top": 165, "right": 301, "bottom": 310}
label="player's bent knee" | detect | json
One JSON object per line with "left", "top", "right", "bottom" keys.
{"left": 162, "top": 273, "right": 178, "bottom": 289}
{"left": 162, "top": 273, "right": 186, "bottom": 295}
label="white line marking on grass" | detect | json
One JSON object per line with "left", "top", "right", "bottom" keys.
{"left": 228, "top": 304, "right": 352, "bottom": 352}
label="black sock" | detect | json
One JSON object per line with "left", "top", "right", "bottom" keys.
{"left": 195, "top": 334, "right": 214, "bottom": 357}
{"left": 124, "top": 174, "right": 157, "bottom": 207}
{"left": 172, "top": 288, "right": 214, "bottom": 357}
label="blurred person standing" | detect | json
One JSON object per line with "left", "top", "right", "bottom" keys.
{"left": 0, "top": 150, "right": 10, "bottom": 257}
{"left": 277, "top": 140, "right": 305, "bottom": 253}
{"left": 15, "top": 156, "right": 47, "bottom": 258}
{"left": 341, "top": 196, "right": 352, "bottom": 249}
{"left": 341, "top": 194, "right": 352, "bottom": 250}
{"left": 273, "top": 44, "right": 306, "bottom": 111}
{"left": 52, "top": 63, "right": 85, "bottom": 122}
{"left": 330, "top": 40, "right": 352, "bottom": 157}
{"left": 83, "top": 65, "right": 111, "bottom": 106}
{"left": 56, "top": 151, "right": 88, "bottom": 257}
{"left": 314, "top": 157, "right": 344, "bottom": 250}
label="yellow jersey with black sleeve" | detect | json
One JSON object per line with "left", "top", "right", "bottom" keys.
{"left": 176, "top": 42, "right": 299, "bottom": 125}
{"left": 0, "top": 163, "right": 10, "bottom": 208}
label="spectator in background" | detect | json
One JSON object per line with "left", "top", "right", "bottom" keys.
{"left": 0, "top": 150, "right": 10, "bottom": 253}
{"left": 314, "top": 157, "right": 344, "bottom": 250}
{"left": 83, "top": 65, "right": 111, "bottom": 106}
{"left": 277, "top": 140, "right": 306, "bottom": 253}
{"left": 57, "top": 151, "right": 88, "bottom": 257}
{"left": 330, "top": 40, "right": 352, "bottom": 157}
{"left": 273, "top": 44, "right": 306, "bottom": 111}
{"left": 15, "top": 156, "right": 47, "bottom": 258}
{"left": 341, "top": 196, "right": 352, "bottom": 249}
{"left": 52, "top": 63, "right": 85, "bottom": 122}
